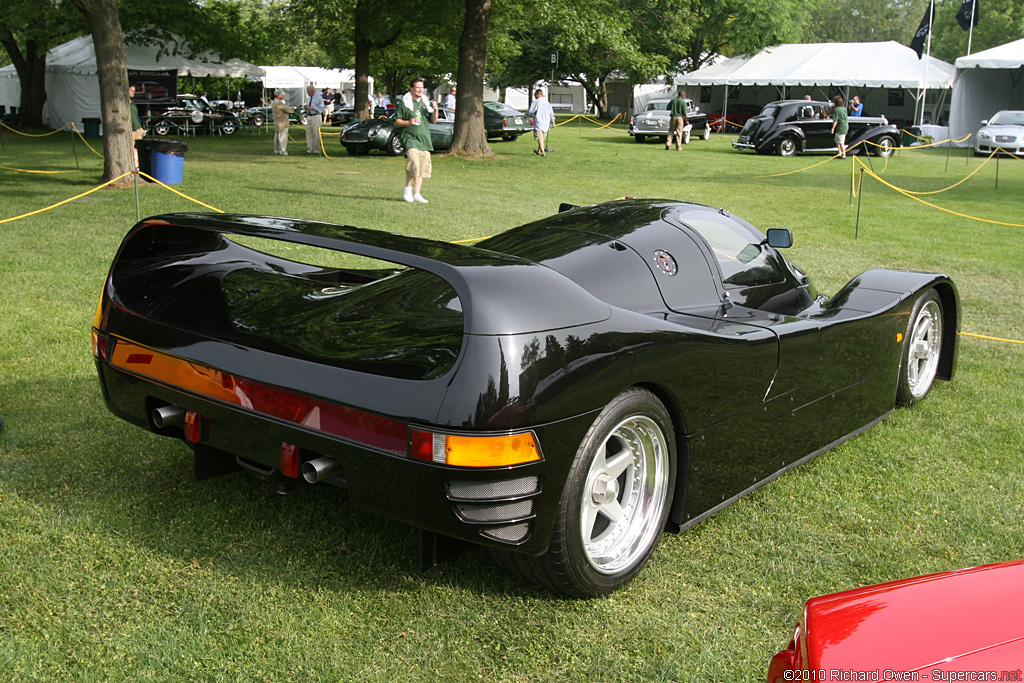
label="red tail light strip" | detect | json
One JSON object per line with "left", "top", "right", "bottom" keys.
{"left": 108, "top": 339, "right": 407, "bottom": 455}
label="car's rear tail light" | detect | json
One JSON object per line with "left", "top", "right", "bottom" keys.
{"left": 91, "top": 330, "right": 110, "bottom": 362}
{"left": 280, "top": 442, "right": 299, "bottom": 478}
{"left": 503, "top": 117, "right": 508, "bottom": 128}
{"left": 184, "top": 410, "right": 206, "bottom": 443}
{"left": 410, "top": 430, "right": 540, "bottom": 468}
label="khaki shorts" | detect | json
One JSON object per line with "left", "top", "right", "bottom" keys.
{"left": 533, "top": 129, "right": 547, "bottom": 142}
{"left": 834, "top": 133, "right": 846, "bottom": 144}
{"left": 405, "top": 148, "right": 432, "bottom": 179}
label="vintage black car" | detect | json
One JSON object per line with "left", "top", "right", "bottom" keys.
{"left": 733, "top": 100, "right": 901, "bottom": 157}
{"left": 144, "top": 94, "right": 240, "bottom": 136}
{"left": 91, "top": 199, "right": 958, "bottom": 597}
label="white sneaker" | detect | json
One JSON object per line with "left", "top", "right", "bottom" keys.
{"left": 413, "top": 194, "right": 429, "bottom": 203}
{"left": 402, "top": 187, "right": 414, "bottom": 202}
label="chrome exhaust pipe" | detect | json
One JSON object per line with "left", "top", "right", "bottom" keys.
{"left": 152, "top": 405, "right": 186, "bottom": 428}
{"left": 302, "top": 456, "right": 343, "bottom": 484}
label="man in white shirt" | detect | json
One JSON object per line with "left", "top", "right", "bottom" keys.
{"left": 303, "top": 85, "right": 325, "bottom": 154}
{"left": 526, "top": 89, "right": 555, "bottom": 157}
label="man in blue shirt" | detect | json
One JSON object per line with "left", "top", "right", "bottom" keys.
{"left": 303, "top": 85, "right": 325, "bottom": 154}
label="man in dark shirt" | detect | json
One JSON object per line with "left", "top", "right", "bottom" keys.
{"left": 831, "top": 95, "right": 850, "bottom": 159}
{"left": 394, "top": 77, "right": 438, "bottom": 203}
{"left": 667, "top": 90, "right": 689, "bottom": 151}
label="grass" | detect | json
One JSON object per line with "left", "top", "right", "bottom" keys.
{"left": 1, "top": 120, "right": 1023, "bottom": 682}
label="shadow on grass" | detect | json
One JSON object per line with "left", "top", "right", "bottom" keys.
{"left": 1, "top": 376, "right": 548, "bottom": 599}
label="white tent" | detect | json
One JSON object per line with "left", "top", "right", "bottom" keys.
{"left": 260, "top": 66, "right": 357, "bottom": 107}
{"left": 949, "top": 38, "right": 1024, "bottom": 147}
{"left": 0, "top": 33, "right": 264, "bottom": 130}
{"left": 674, "top": 42, "right": 955, "bottom": 127}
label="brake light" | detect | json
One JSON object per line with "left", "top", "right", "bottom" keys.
{"left": 91, "top": 330, "right": 109, "bottom": 361}
{"left": 410, "top": 430, "right": 540, "bottom": 467}
{"left": 184, "top": 410, "right": 206, "bottom": 443}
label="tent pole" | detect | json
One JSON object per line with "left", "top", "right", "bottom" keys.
{"left": 721, "top": 85, "right": 730, "bottom": 134}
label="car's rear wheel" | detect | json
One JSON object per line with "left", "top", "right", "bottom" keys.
{"left": 701, "top": 125, "right": 711, "bottom": 140}
{"left": 220, "top": 119, "right": 238, "bottom": 135}
{"left": 777, "top": 137, "right": 798, "bottom": 156}
{"left": 502, "top": 133, "right": 520, "bottom": 141}
{"left": 874, "top": 135, "right": 896, "bottom": 157}
{"left": 250, "top": 113, "right": 265, "bottom": 127}
{"left": 385, "top": 132, "right": 404, "bottom": 156}
{"left": 634, "top": 135, "right": 645, "bottom": 143}
{"left": 491, "top": 388, "right": 675, "bottom": 597}
{"left": 152, "top": 120, "right": 172, "bottom": 136}
{"left": 896, "top": 290, "right": 944, "bottom": 406}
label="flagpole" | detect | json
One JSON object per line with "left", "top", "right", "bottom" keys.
{"left": 967, "top": 0, "right": 977, "bottom": 55}
{"left": 920, "top": 0, "right": 934, "bottom": 127}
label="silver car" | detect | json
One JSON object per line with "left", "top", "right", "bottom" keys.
{"left": 628, "top": 98, "right": 710, "bottom": 144}
{"left": 975, "top": 110, "right": 1024, "bottom": 156}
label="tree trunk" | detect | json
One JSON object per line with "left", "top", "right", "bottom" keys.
{"left": 449, "top": 0, "right": 491, "bottom": 156}
{"left": 70, "top": 0, "right": 133, "bottom": 184}
{"left": 354, "top": 33, "right": 372, "bottom": 121}
{"left": 0, "top": 31, "right": 47, "bottom": 127}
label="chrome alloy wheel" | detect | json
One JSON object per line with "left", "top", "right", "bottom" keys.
{"left": 580, "top": 415, "right": 670, "bottom": 575}
{"left": 906, "top": 298, "right": 942, "bottom": 399}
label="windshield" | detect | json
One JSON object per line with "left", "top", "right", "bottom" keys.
{"left": 989, "top": 111, "right": 1024, "bottom": 126}
{"left": 484, "top": 101, "right": 522, "bottom": 116}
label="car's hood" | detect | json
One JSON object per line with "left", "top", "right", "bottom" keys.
{"left": 980, "top": 124, "right": 1024, "bottom": 135}
{"left": 803, "top": 559, "right": 1024, "bottom": 672}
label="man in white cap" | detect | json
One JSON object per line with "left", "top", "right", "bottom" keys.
{"left": 271, "top": 90, "right": 294, "bottom": 156}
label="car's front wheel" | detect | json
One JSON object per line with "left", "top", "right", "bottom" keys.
{"left": 874, "top": 135, "right": 896, "bottom": 157}
{"left": 896, "top": 289, "right": 944, "bottom": 406}
{"left": 492, "top": 387, "right": 675, "bottom": 597}
{"left": 152, "top": 120, "right": 172, "bottom": 136}
{"left": 701, "top": 125, "right": 711, "bottom": 140}
{"left": 250, "top": 113, "right": 265, "bottom": 127}
{"left": 777, "top": 137, "right": 798, "bottom": 156}
{"left": 385, "top": 132, "right": 404, "bottom": 156}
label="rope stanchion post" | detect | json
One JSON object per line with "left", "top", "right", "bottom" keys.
{"left": 995, "top": 152, "right": 1000, "bottom": 190}
{"left": 70, "top": 125, "right": 80, "bottom": 169}
{"left": 133, "top": 170, "right": 141, "bottom": 222}
{"left": 855, "top": 168, "right": 865, "bottom": 239}
{"left": 944, "top": 138, "right": 952, "bottom": 173}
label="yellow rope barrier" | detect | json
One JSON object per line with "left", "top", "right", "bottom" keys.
{"left": 0, "top": 172, "right": 134, "bottom": 224}
{"left": 0, "top": 165, "right": 78, "bottom": 174}
{"left": 580, "top": 114, "right": 623, "bottom": 129}
{"left": 137, "top": 172, "right": 224, "bottom": 212}
{"left": 553, "top": 115, "right": 581, "bottom": 127}
{"left": 1, "top": 121, "right": 72, "bottom": 136}
{"left": 855, "top": 157, "right": 1024, "bottom": 228}
{"left": 959, "top": 331, "right": 1024, "bottom": 345}
{"left": 69, "top": 123, "right": 104, "bottom": 158}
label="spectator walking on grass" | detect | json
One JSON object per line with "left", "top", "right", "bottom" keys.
{"left": 667, "top": 89, "right": 689, "bottom": 151}
{"left": 831, "top": 95, "right": 849, "bottom": 159}
{"left": 303, "top": 85, "right": 324, "bottom": 155}
{"left": 395, "top": 77, "right": 437, "bottom": 203}
{"left": 527, "top": 89, "right": 555, "bottom": 157}
{"left": 271, "top": 90, "right": 293, "bottom": 156}
{"left": 128, "top": 85, "right": 145, "bottom": 170}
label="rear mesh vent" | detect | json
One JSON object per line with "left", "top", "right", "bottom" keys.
{"left": 455, "top": 500, "right": 533, "bottom": 523}
{"left": 447, "top": 476, "right": 540, "bottom": 501}
{"left": 482, "top": 523, "right": 531, "bottom": 544}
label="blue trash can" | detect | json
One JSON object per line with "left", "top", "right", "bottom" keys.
{"left": 148, "top": 139, "right": 188, "bottom": 185}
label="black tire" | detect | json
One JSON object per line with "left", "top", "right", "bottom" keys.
{"left": 152, "top": 120, "right": 172, "bottom": 136}
{"left": 777, "top": 137, "right": 798, "bottom": 157}
{"left": 220, "top": 119, "right": 238, "bottom": 135}
{"left": 296, "top": 113, "right": 307, "bottom": 126}
{"left": 634, "top": 135, "right": 646, "bottom": 144}
{"left": 344, "top": 144, "right": 370, "bottom": 156}
{"left": 896, "top": 289, "right": 944, "bottom": 407}
{"left": 491, "top": 388, "right": 676, "bottom": 597}
{"left": 385, "top": 132, "right": 404, "bottom": 157}
{"left": 874, "top": 135, "right": 896, "bottom": 157}
{"left": 251, "top": 113, "right": 265, "bottom": 127}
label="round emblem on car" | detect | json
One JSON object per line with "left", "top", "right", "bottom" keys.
{"left": 653, "top": 250, "right": 677, "bottom": 276}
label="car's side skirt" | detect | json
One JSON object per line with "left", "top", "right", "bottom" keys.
{"left": 671, "top": 410, "right": 892, "bottom": 533}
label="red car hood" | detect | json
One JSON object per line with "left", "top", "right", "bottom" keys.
{"left": 802, "top": 559, "right": 1024, "bottom": 672}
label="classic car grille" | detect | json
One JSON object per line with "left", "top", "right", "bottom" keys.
{"left": 344, "top": 132, "right": 370, "bottom": 143}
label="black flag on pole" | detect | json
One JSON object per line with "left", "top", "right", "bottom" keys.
{"left": 956, "top": 0, "right": 979, "bottom": 31}
{"left": 909, "top": 4, "right": 932, "bottom": 59}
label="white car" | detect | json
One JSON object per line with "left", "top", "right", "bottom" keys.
{"left": 975, "top": 110, "right": 1024, "bottom": 156}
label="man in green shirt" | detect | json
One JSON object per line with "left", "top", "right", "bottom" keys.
{"left": 394, "top": 77, "right": 438, "bottom": 203}
{"left": 831, "top": 95, "right": 849, "bottom": 159}
{"left": 667, "top": 89, "right": 689, "bottom": 151}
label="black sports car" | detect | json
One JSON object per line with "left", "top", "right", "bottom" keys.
{"left": 733, "top": 100, "right": 901, "bottom": 157}
{"left": 91, "top": 200, "right": 958, "bottom": 597}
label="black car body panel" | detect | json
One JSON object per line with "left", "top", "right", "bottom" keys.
{"left": 733, "top": 100, "right": 902, "bottom": 156}
{"left": 143, "top": 94, "right": 240, "bottom": 136}
{"left": 92, "top": 200, "right": 959, "bottom": 576}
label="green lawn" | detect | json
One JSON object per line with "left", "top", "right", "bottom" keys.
{"left": 1, "top": 121, "right": 1022, "bottom": 682}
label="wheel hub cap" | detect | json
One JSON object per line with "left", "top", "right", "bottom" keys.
{"left": 591, "top": 474, "right": 619, "bottom": 505}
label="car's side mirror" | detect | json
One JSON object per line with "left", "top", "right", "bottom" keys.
{"left": 981, "top": 120, "right": 988, "bottom": 125}
{"left": 766, "top": 228, "right": 793, "bottom": 249}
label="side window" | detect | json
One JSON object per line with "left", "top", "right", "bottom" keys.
{"left": 674, "top": 211, "right": 786, "bottom": 288}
